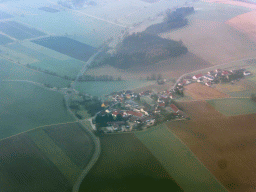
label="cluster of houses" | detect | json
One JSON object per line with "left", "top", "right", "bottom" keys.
{"left": 97, "top": 89, "right": 186, "bottom": 134}
{"left": 179, "top": 68, "right": 252, "bottom": 87}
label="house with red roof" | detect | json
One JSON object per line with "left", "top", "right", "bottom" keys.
{"left": 127, "top": 111, "right": 143, "bottom": 118}
{"left": 192, "top": 74, "right": 203, "bottom": 80}
{"left": 170, "top": 104, "right": 179, "bottom": 113}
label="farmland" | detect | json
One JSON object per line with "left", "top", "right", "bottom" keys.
{"left": 0, "top": 122, "right": 94, "bottom": 192}
{"left": 207, "top": 98, "right": 256, "bottom": 116}
{"left": 79, "top": 133, "right": 182, "bottom": 192}
{"left": 184, "top": 83, "right": 230, "bottom": 100}
{"left": 0, "top": 81, "right": 75, "bottom": 139}
{"left": 32, "top": 36, "right": 97, "bottom": 62}
{"left": 160, "top": 1, "right": 256, "bottom": 65}
{"left": 135, "top": 124, "right": 227, "bottom": 192}
{"left": 167, "top": 102, "right": 256, "bottom": 192}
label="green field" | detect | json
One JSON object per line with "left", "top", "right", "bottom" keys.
{"left": 135, "top": 124, "right": 227, "bottom": 192}
{"left": 207, "top": 98, "right": 256, "bottom": 116}
{"left": 0, "top": 122, "right": 94, "bottom": 192}
{"left": 80, "top": 133, "right": 183, "bottom": 192}
{"left": 0, "top": 82, "right": 75, "bottom": 140}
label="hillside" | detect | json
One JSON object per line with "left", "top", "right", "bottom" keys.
{"left": 95, "top": 32, "right": 188, "bottom": 69}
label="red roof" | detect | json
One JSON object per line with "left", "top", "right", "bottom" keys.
{"left": 112, "top": 111, "right": 119, "bottom": 116}
{"left": 127, "top": 111, "right": 143, "bottom": 117}
{"left": 158, "top": 103, "right": 165, "bottom": 107}
{"left": 170, "top": 104, "right": 179, "bottom": 113}
{"left": 193, "top": 74, "right": 203, "bottom": 79}
{"left": 222, "top": 71, "right": 230, "bottom": 75}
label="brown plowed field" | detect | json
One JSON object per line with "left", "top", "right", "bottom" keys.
{"left": 177, "top": 100, "right": 225, "bottom": 120}
{"left": 167, "top": 101, "right": 256, "bottom": 192}
{"left": 184, "top": 83, "right": 230, "bottom": 100}
{"left": 226, "top": 11, "right": 256, "bottom": 43}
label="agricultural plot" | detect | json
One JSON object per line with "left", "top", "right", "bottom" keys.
{"left": 0, "top": 122, "right": 94, "bottom": 192}
{"left": 32, "top": 36, "right": 97, "bottom": 62}
{"left": 80, "top": 133, "right": 182, "bottom": 192}
{"left": 0, "top": 10, "right": 13, "bottom": 19}
{"left": 43, "top": 123, "right": 94, "bottom": 169}
{"left": 135, "top": 124, "right": 227, "bottom": 192}
{"left": 177, "top": 101, "right": 224, "bottom": 120}
{"left": 207, "top": 98, "right": 256, "bottom": 116}
{"left": 184, "top": 83, "right": 230, "bottom": 100}
{"left": 0, "top": 58, "right": 71, "bottom": 88}
{"left": 0, "top": 22, "right": 34, "bottom": 40}
{"left": 0, "top": 133, "right": 72, "bottom": 192}
{"left": 0, "top": 34, "right": 13, "bottom": 45}
{"left": 0, "top": 82, "right": 75, "bottom": 140}
{"left": 168, "top": 112, "right": 256, "bottom": 192}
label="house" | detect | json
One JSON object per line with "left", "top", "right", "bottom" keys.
{"left": 215, "top": 69, "right": 222, "bottom": 73}
{"left": 244, "top": 71, "right": 252, "bottom": 76}
{"left": 158, "top": 102, "right": 165, "bottom": 107}
{"left": 170, "top": 104, "right": 179, "bottom": 113}
{"left": 112, "top": 111, "right": 120, "bottom": 117}
{"left": 193, "top": 74, "right": 203, "bottom": 80}
{"left": 205, "top": 82, "right": 211, "bottom": 86}
{"left": 127, "top": 111, "right": 144, "bottom": 118}
{"left": 222, "top": 70, "right": 231, "bottom": 76}
{"left": 203, "top": 75, "right": 214, "bottom": 81}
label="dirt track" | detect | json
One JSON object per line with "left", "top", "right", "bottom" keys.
{"left": 167, "top": 101, "right": 256, "bottom": 192}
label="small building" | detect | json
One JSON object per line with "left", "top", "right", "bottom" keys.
{"left": 193, "top": 74, "right": 203, "bottom": 80}
{"left": 205, "top": 82, "right": 211, "bottom": 86}
{"left": 127, "top": 111, "right": 144, "bottom": 118}
{"left": 244, "top": 71, "right": 252, "bottom": 76}
{"left": 170, "top": 104, "right": 179, "bottom": 113}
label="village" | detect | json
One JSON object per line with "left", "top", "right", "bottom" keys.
{"left": 68, "top": 66, "right": 252, "bottom": 134}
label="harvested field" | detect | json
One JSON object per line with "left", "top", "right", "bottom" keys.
{"left": 0, "top": 122, "right": 95, "bottom": 192}
{"left": 167, "top": 113, "right": 256, "bottom": 192}
{"left": 79, "top": 133, "right": 183, "bottom": 192}
{"left": 226, "top": 11, "right": 256, "bottom": 43}
{"left": 203, "top": 0, "right": 256, "bottom": 9}
{"left": 208, "top": 98, "right": 256, "bottom": 116}
{"left": 32, "top": 36, "right": 97, "bottom": 62}
{"left": 177, "top": 101, "right": 225, "bottom": 120}
{"left": 160, "top": 3, "right": 256, "bottom": 65}
{"left": 214, "top": 82, "right": 247, "bottom": 93}
{"left": 184, "top": 83, "right": 230, "bottom": 100}
{"left": 136, "top": 124, "right": 227, "bottom": 192}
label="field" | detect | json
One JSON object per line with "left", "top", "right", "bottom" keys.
{"left": 207, "top": 98, "right": 256, "bottom": 116}
{"left": 160, "top": 1, "right": 256, "bottom": 65}
{"left": 167, "top": 101, "right": 256, "bottom": 192}
{"left": 184, "top": 83, "right": 230, "bottom": 100}
{"left": 0, "top": 10, "right": 13, "bottom": 19}
{"left": 79, "top": 133, "right": 183, "bottom": 192}
{"left": 32, "top": 36, "right": 97, "bottom": 62}
{"left": 177, "top": 101, "right": 224, "bottom": 120}
{"left": 226, "top": 11, "right": 256, "bottom": 43}
{"left": 0, "top": 34, "right": 13, "bottom": 45}
{"left": 0, "top": 82, "right": 75, "bottom": 139}
{"left": 135, "top": 124, "right": 227, "bottom": 192}
{"left": 0, "top": 122, "right": 94, "bottom": 192}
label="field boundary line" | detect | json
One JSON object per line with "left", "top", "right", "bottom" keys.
{"left": 164, "top": 124, "right": 228, "bottom": 191}
{"left": 0, "top": 121, "right": 78, "bottom": 142}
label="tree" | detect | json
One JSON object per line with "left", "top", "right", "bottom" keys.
{"left": 116, "top": 114, "right": 123, "bottom": 121}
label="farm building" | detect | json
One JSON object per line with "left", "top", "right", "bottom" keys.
{"left": 127, "top": 111, "right": 144, "bottom": 118}
{"left": 170, "top": 104, "right": 179, "bottom": 113}
{"left": 193, "top": 74, "right": 203, "bottom": 80}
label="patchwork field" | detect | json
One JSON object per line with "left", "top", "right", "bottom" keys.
{"left": 207, "top": 98, "right": 256, "bottom": 116}
{"left": 184, "top": 83, "right": 230, "bottom": 100}
{"left": 79, "top": 133, "right": 183, "bottom": 192}
{"left": 135, "top": 124, "right": 227, "bottom": 192}
{"left": 0, "top": 122, "right": 94, "bottom": 192}
{"left": 32, "top": 36, "right": 97, "bottom": 62}
{"left": 167, "top": 107, "right": 256, "bottom": 191}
